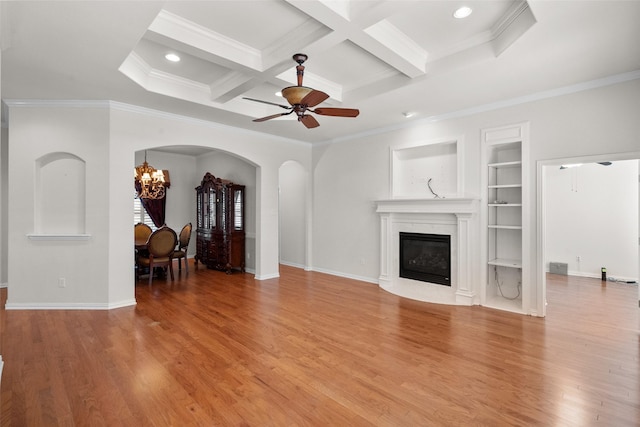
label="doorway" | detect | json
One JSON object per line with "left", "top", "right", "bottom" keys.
{"left": 539, "top": 154, "right": 640, "bottom": 316}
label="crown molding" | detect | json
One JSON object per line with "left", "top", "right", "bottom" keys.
{"left": 4, "top": 70, "right": 638, "bottom": 147}
{"left": 322, "top": 69, "right": 640, "bottom": 146}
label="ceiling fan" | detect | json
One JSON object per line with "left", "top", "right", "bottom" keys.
{"left": 243, "top": 53, "right": 359, "bottom": 129}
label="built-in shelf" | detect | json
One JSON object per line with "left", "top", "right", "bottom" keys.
{"left": 481, "top": 122, "right": 529, "bottom": 315}
{"left": 488, "top": 225, "right": 522, "bottom": 230}
{"left": 488, "top": 184, "right": 522, "bottom": 189}
{"left": 488, "top": 258, "right": 522, "bottom": 268}
{"left": 488, "top": 161, "right": 522, "bottom": 168}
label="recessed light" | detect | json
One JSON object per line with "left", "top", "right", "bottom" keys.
{"left": 453, "top": 6, "right": 472, "bottom": 19}
{"left": 165, "top": 53, "right": 181, "bottom": 62}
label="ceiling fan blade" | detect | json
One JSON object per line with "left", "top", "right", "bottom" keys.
{"left": 300, "top": 90, "right": 329, "bottom": 107}
{"left": 243, "top": 97, "right": 291, "bottom": 110}
{"left": 253, "top": 112, "right": 291, "bottom": 122}
{"left": 313, "top": 107, "right": 360, "bottom": 117}
{"left": 300, "top": 114, "right": 320, "bottom": 128}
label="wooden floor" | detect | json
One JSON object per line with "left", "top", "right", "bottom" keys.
{"left": 1, "top": 264, "right": 638, "bottom": 426}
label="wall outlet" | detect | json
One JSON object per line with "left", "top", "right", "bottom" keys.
{"left": 576, "top": 256, "right": 581, "bottom": 262}
{"left": 58, "top": 277, "right": 66, "bottom": 288}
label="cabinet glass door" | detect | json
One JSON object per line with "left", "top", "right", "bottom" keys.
{"left": 234, "top": 189, "right": 244, "bottom": 231}
{"left": 197, "top": 192, "right": 204, "bottom": 228}
{"left": 208, "top": 187, "right": 216, "bottom": 229}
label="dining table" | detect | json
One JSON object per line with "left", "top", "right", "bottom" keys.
{"left": 135, "top": 237, "right": 149, "bottom": 251}
{"left": 134, "top": 236, "right": 151, "bottom": 279}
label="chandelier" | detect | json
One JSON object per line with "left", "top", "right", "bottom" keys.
{"left": 134, "top": 151, "right": 166, "bottom": 199}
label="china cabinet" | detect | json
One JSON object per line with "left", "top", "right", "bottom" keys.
{"left": 194, "top": 173, "right": 245, "bottom": 274}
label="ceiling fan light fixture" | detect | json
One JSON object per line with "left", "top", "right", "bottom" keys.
{"left": 281, "top": 86, "right": 314, "bottom": 105}
{"left": 453, "top": 6, "right": 472, "bottom": 19}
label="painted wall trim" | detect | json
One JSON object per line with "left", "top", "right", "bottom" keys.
{"left": 4, "top": 299, "right": 137, "bottom": 310}
{"left": 27, "top": 234, "right": 91, "bottom": 241}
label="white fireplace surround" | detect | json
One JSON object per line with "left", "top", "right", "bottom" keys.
{"left": 376, "top": 198, "right": 479, "bottom": 305}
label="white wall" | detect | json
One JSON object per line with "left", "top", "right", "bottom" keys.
{"left": 1, "top": 127, "right": 6, "bottom": 286}
{"left": 279, "top": 161, "right": 307, "bottom": 268}
{"left": 3, "top": 102, "right": 311, "bottom": 308}
{"left": 545, "top": 160, "right": 638, "bottom": 281}
{"left": 312, "top": 78, "right": 640, "bottom": 315}
{"left": 7, "top": 105, "right": 111, "bottom": 307}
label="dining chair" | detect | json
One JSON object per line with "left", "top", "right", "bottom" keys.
{"left": 136, "top": 225, "right": 178, "bottom": 286}
{"left": 173, "top": 222, "right": 192, "bottom": 274}
{"left": 134, "top": 223, "right": 153, "bottom": 279}
{"left": 134, "top": 222, "right": 152, "bottom": 243}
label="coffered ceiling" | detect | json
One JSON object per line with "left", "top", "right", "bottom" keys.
{"left": 2, "top": 1, "right": 640, "bottom": 144}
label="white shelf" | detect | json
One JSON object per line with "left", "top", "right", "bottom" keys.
{"left": 488, "top": 203, "right": 522, "bottom": 207}
{"left": 488, "top": 184, "right": 521, "bottom": 189}
{"left": 488, "top": 160, "right": 522, "bottom": 168}
{"left": 488, "top": 225, "right": 522, "bottom": 230}
{"left": 488, "top": 258, "right": 522, "bottom": 268}
{"left": 27, "top": 234, "right": 92, "bottom": 241}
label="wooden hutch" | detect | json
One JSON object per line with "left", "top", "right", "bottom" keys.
{"left": 194, "top": 173, "right": 245, "bottom": 273}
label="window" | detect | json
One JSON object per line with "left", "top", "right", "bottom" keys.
{"left": 134, "top": 197, "right": 157, "bottom": 230}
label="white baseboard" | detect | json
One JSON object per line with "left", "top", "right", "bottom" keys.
{"left": 279, "top": 260, "right": 306, "bottom": 269}
{"left": 4, "top": 299, "right": 137, "bottom": 310}
{"left": 548, "top": 269, "right": 638, "bottom": 283}
{"left": 254, "top": 272, "right": 279, "bottom": 280}
{"left": 309, "top": 266, "right": 378, "bottom": 285}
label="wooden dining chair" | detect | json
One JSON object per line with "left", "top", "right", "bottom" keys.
{"left": 134, "top": 223, "right": 153, "bottom": 279}
{"left": 173, "top": 222, "right": 192, "bottom": 274}
{"left": 136, "top": 226, "right": 178, "bottom": 286}
{"left": 134, "top": 222, "right": 152, "bottom": 243}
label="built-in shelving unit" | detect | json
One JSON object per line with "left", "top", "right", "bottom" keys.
{"left": 481, "top": 123, "right": 529, "bottom": 314}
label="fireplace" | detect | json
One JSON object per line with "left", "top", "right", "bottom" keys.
{"left": 376, "top": 197, "right": 478, "bottom": 305}
{"left": 399, "top": 232, "right": 451, "bottom": 286}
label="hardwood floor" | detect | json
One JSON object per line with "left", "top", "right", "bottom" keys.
{"left": 1, "top": 265, "right": 638, "bottom": 426}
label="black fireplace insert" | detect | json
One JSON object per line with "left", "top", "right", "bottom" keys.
{"left": 399, "top": 232, "right": 451, "bottom": 286}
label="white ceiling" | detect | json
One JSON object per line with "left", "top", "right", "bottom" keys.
{"left": 2, "top": 1, "right": 639, "bottom": 145}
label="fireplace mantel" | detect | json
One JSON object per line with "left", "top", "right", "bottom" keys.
{"left": 376, "top": 198, "right": 478, "bottom": 214}
{"left": 376, "top": 197, "right": 479, "bottom": 305}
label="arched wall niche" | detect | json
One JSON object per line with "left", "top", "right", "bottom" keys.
{"left": 278, "top": 160, "right": 308, "bottom": 269}
{"left": 35, "top": 152, "right": 86, "bottom": 234}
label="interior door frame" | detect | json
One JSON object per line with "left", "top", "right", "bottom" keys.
{"left": 537, "top": 151, "right": 640, "bottom": 317}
